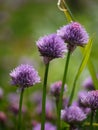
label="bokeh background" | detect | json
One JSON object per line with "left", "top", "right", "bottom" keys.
{"left": 0, "top": 0, "right": 98, "bottom": 129}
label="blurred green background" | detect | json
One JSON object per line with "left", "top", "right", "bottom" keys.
{"left": 0, "top": 0, "right": 98, "bottom": 129}
{"left": 0, "top": 0, "right": 98, "bottom": 103}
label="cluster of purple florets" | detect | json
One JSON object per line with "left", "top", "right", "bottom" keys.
{"left": 10, "top": 64, "right": 40, "bottom": 89}
{"left": 10, "top": 22, "right": 89, "bottom": 90}
{"left": 8, "top": 21, "right": 98, "bottom": 130}
{"left": 36, "top": 22, "right": 89, "bottom": 64}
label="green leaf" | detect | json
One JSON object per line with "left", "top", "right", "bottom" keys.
{"left": 68, "top": 37, "right": 93, "bottom": 106}
{"left": 80, "top": 36, "right": 98, "bottom": 90}
{"left": 87, "top": 59, "right": 98, "bottom": 90}
{"left": 76, "top": 37, "right": 93, "bottom": 79}
{"left": 57, "top": 0, "right": 74, "bottom": 22}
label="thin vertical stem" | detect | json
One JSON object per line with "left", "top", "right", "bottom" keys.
{"left": 57, "top": 50, "right": 71, "bottom": 130}
{"left": 90, "top": 110, "right": 94, "bottom": 130}
{"left": 18, "top": 88, "right": 24, "bottom": 130}
{"left": 41, "top": 63, "right": 49, "bottom": 130}
{"left": 67, "top": 74, "right": 78, "bottom": 107}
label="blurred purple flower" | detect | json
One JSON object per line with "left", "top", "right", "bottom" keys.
{"left": 83, "top": 90, "right": 98, "bottom": 110}
{"left": 78, "top": 91, "right": 88, "bottom": 107}
{"left": 77, "top": 91, "right": 91, "bottom": 115}
{"left": 30, "top": 91, "right": 42, "bottom": 105}
{"left": 9, "top": 103, "right": 27, "bottom": 115}
{"left": 36, "top": 33, "right": 67, "bottom": 64}
{"left": 33, "top": 122, "right": 56, "bottom": 130}
{"left": 50, "top": 81, "right": 67, "bottom": 99}
{"left": 0, "top": 88, "right": 4, "bottom": 99}
{"left": 0, "top": 111, "right": 7, "bottom": 123}
{"left": 10, "top": 64, "right": 40, "bottom": 89}
{"left": 72, "top": 100, "right": 91, "bottom": 116}
{"left": 7, "top": 93, "right": 26, "bottom": 115}
{"left": 57, "top": 22, "right": 89, "bottom": 52}
{"left": 36, "top": 98, "right": 55, "bottom": 120}
{"left": 61, "top": 106, "right": 86, "bottom": 124}
{"left": 82, "top": 76, "right": 95, "bottom": 91}
{"left": 7, "top": 93, "right": 19, "bottom": 104}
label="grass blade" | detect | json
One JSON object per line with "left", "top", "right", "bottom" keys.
{"left": 57, "top": 0, "right": 74, "bottom": 22}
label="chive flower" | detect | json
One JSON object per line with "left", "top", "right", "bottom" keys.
{"left": 36, "top": 33, "right": 67, "bottom": 64}
{"left": 36, "top": 98, "right": 55, "bottom": 120}
{"left": 0, "top": 111, "right": 7, "bottom": 123}
{"left": 83, "top": 90, "right": 98, "bottom": 110}
{"left": 10, "top": 64, "right": 40, "bottom": 89}
{"left": 82, "top": 76, "right": 95, "bottom": 91}
{"left": 57, "top": 22, "right": 89, "bottom": 52}
{"left": 50, "top": 81, "right": 67, "bottom": 98}
{"left": 61, "top": 106, "right": 86, "bottom": 124}
{"left": 0, "top": 88, "right": 3, "bottom": 100}
{"left": 33, "top": 122, "right": 56, "bottom": 130}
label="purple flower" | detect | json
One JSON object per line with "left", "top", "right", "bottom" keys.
{"left": 82, "top": 76, "right": 95, "bottom": 91}
{"left": 77, "top": 91, "right": 91, "bottom": 115}
{"left": 33, "top": 122, "right": 56, "bottom": 130}
{"left": 0, "top": 88, "right": 4, "bottom": 99}
{"left": 50, "top": 81, "right": 67, "bottom": 98}
{"left": 7, "top": 93, "right": 19, "bottom": 104}
{"left": 9, "top": 103, "right": 26, "bottom": 115}
{"left": 72, "top": 100, "right": 91, "bottom": 116}
{"left": 7, "top": 93, "right": 27, "bottom": 115}
{"left": 57, "top": 22, "right": 89, "bottom": 52}
{"left": 36, "top": 99, "right": 55, "bottom": 119}
{"left": 30, "top": 91, "right": 42, "bottom": 105}
{"left": 0, "top": 111, "right": 7, "bottom": 123}
{"left": 36, "top": 98, "right": 55, "bottom": 120}
{"left": 83, "top": 90, "right": 98, "bottom": 110}
{"left": 10, "top": 64, "right": 40, "bottom": 89}
{"left": 78, "top": 91, "right": 89, "bottom": 107}
{"left": 36, "top": 33, "right": 67, "bottom": 64}
{"left": 61, "top": 106, "right": 86, "bottom": 124}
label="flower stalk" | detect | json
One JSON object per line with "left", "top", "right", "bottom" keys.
{"left": 90, "top": 110, "right": 94, "bottom": 130}
{"left": 41, "top": 63, "right": 49, "bottom": 130}
{"left": 57, "top": 50, "right": 71, "bottom": 130}
{"left": 18, "top": 88, "right": 24, "bottom": 130}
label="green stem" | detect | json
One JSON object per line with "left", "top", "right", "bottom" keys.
{"left": 68, "top": 73, "right": 78, "bottom": 107}
{"left": 90, "top": 110, "right": 94, "bottom": 130}
{"left": 18, "top": 88, "right": 24, "bottom": 130}
{"left": 56, "top": 98, "right": 59, "bottom": 112}
{"left": 57, "top": 50, "right": 71, "bottom": 130}
{"left": 41, "top": 63, "right": 49, "bottom": 130}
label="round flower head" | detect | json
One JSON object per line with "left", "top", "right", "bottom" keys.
{"left": 50, "top": 81, "right": 67, "bottom": 98}
{"left": 33, "top": 122, "right": 56, "bottom": 130}
{"left": 78, "top": 91, "right": 88, "bottom": 107}
{"left": 72, "top": 100, "right": 91, "bottom": 116}
{"left": 61, "top": 106, "right": 86, "bottom": 124}
{"left": 10, "top": 64, "right": 40, "bottom": 89}
{"left": 36, "top": 33, "right": 67, "bottom": 64}
{"left": 57, "top": 22, "right": 89, "bottom": 52}
{"left": 84, "top": 90, "right": 98, "bottom": 110}
{"left": 82, "top": 76, "right": 95, "bottom": 91}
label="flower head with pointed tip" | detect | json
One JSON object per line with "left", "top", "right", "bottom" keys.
{"left": 57, "top": 22, "right": 89, "bottom": 52}
{"left": 10, "top": 64, "right": 40, "bottom": 89}
{"left": 61, "top": 106, "right": 86, "bottom": 124}
{"left": 36, "top": 33, "right": 67, "bottom": 64}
